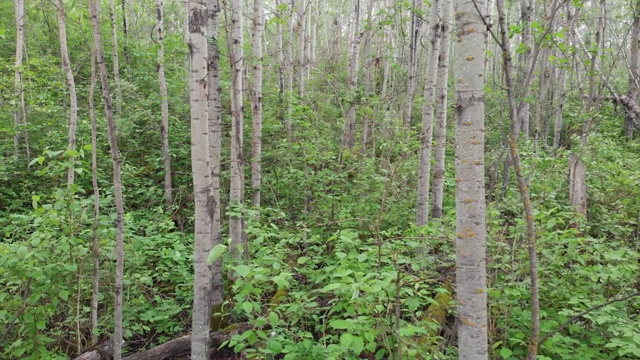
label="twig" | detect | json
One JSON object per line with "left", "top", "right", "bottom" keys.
{"left": 0, "top": 279, "right": 32, "bottom": 343}
{"left": 539, "top": 291, "right": 640, "bottom": 347}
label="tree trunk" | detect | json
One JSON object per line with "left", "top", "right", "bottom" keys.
{"left": 403, "top": 0, "right": 421, "bottom": 127}
{"left": 229, "top": 0, "right": 246, "bottom": 256}
{"left": 569, "top": 154, "right": 587, "bottom": 218}
{"left": 55, "top": 0, "right": 79, "bottom": 186}
{"left": 454, "top": 0, "right": 488, "bottom": 358}
{"left": 88, "top": 0, "right": 126, "bottom": 357}
{"left": 13, "top": 0, "right": 29, "bottom": 162}
{"left": 187, "top": 0, "right": 214, "bottom": 358}
{"left": 297, "top": 0, "right": 306, "bottom": 96}
{"left": 121, "top": 0, "right": 130, "bottom": 66}
{"left": 627, "top": 1, "right": 639, "bottom": 139}
{"left": 431, "top": 0, "right": 453, "bottom": 220}
{"left": 340, "top": 0, "right": 361, "bottom": 150}
{"left": 251, "top": 0, "right": 264, "bottom": 209}
{"left": 109, "top": 0, "right": 123, "bottom": 116}
{"left": 207, "top": 0, "right": 224, "bottom": 308}
{"left": 88, "top": 44, "right": 100, "bottom": 348}
{"left": 517, "top": 0, "right": 533, "bottom": 137}
{"left": 496, "top": 0, "right": 541, "bottom": 357}
{"left": 155, "top": 0, "right": 173, "bottom": 208}
{"left": 582, "top": 0, "right": 606, "bottom": 147}
{"left": 416, "top": 0, "right": 441, "bottom": 226}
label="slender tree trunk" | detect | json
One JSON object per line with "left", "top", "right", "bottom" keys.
{"left": 455, "top": 1, "right": 488, "bottom": 358}
{"left": 229, "top": 0, "right": 245, "bottom": 256}
{"left": 88, "top": 45, "right": 100, "bottom": 348}
{"left": 108, "top": 0, "right": 123, "bottom": 116}
{"left": 431, "top": 0, "right": 453, "bottom": 219}
{"left": 518, "top": 0, "right": 533, "bottom": 137}
{"left": 251, "top": 0, "right": 264, "bottom": 209}
{"left": 188, "top": 0, "right": 214, "bottom": 357}
{"left": 496, "top": 0, "right": 540, "bottom": 357}
{"left": 582, "top": 0, "right": 606, "bottom": 147}
{"left": 403, "top": 0, "right": 421, "bottom": 127}
{"left": 276, "top": 0, "right": 286, "bottom": 125}
{"left": 286, "top": 0, "right": 294, "bottom": 139}
{"left": 416, "top": 0, "right": 441, "bottom": 226}
{"left": 55, "top": 0, "right": 79, "bottom": 186}
{"left": 554, "top": 3, "right": 573, "bottom": 148}
{"left": 207, "top": 0, "right": 224, "bottom": 310}
{"left": 88, "top": 0, "right": 126, "bottom": 358}
{"left": 155, "top": 0, "right": 173, "bottom": 208}
{"left": 13, "top": 0, "right": 29, "bottom": 162}
{"left": 121, "top": 0, "right": 130, "bottom": 66}
{"left": 340, "top": 0, "right": 361, "bottom": 149}
{"left": 297, "top": 0, "right": 306, "bottom": 96}
{"left": 628, "top": 1, "right": 640, "bottom": 139}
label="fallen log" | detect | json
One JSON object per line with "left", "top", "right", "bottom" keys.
{"left": 73, "top": 323, "right": 251, "bottom": 360}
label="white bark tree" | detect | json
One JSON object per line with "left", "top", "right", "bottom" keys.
{"left": 251, "top": 0, "right": 264, "bottom": 209}
{"left": 109, "top": 0, "right": 123, "bottom": 115}
{"left": 55, "top": 0, "right": 79, "bottom": 186}
{"left": 453, "top": 0, "right": 488, "bottom": 358}
{"left": 188, "top": 0, "right": 215, "bottom": 357}
{"left": 88, "top": 0, "right": 126, "bottom": 357}
{"left": 155, "top": 0, "right": 173, "bottom": 208}
{"left": 229, "top": 0, "right": 246, "bottom": 255}
{"left": 431, "top": 0, "right": 453, "bottom": 219}
{"left": 416, "top": 0, "right": 441, "bottom": 226}
{"left": 13, "top": 0, "right": 30, "bottom": 162}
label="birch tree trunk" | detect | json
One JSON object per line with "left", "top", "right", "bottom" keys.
{"left": 251, "top": 0, "right": 264, "bottom": 209}
{"left": 518, "top": 0, "right": 533, "bottom": 137}
{"left": 88, "top": 46, "right": 100, "bottom": 348}
{"left": 340, "top": 0, "right": 361, "bottom": 150}
{"left": 13, "top": 0, "right": 29, "bottom": 162}
{"left": 416, "top": 0, "right": 441, "bottom": 226}
{"left": 229, "top": 0, "right": 246, "bottom": 255}
{"left": 431, "top": 0, "right": 453, "bottom": 219}
{"left": 297, "top": 0, "right": 306, "bottom": 96}
{"left": 403, "top": 0, "right": 421, "bottom": 127}
{"left": 155, "top": 0, "right": 173, "bottom": 208}
{"left": 88, "top": 0, "right": 126, "bottom": 357}
{"left": 207, "top": 0, "right": 224, "bottom": 310}
{"left": 582, "top": 0, "right": 606, "bottom": 147}
{"left": 187, "top": 0, "right": 214, "bottom": 357}
{"left": 121, "top": 0, "right": 130, "bottom": 66}
{"left": 628, "top": 1, "right": 640, "bottom": 140}
{"left": 55, "top": 0, "right": 79, "bottom": 186}
{"left": 454, "top": 0, "right": 488, "bottom": 358}
{"left": 109, "top": 0, "right": 123, "bottom": 115}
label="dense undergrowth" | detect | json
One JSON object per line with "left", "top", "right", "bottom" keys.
{"left": 1, "top": 19, "right": 640, "bottom": 360}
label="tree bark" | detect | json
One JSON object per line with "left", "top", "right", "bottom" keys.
{"left": 88, "top": 0, "right": 126, "bottom": 357}
{"left": 416, "top": 0, "right": 441, "bottom": 226}
{"left": 13, "top": 0, "right": 30, "bottom": 162}
{"left": 207, "top": 0, "right": 224, "bottom": 308}
{"left": 297, "top": 0, "right": 306, "bottom": 96}
{"left": 251, "top": 0, "right": 264, "bottom": 209}
{"left": 55, "top": 0, "right": 79, "bottom": 186}
{"left": 88, "top": 42, "right": 100, "bottom": 348}
{"left": 403, "top": 0, "right": 421, "bottom": 127}
{"left": 229, "top": 0, "right": 246, "bottom": 256}
{"left": 454, "top": 0, "right": 488, "bottom": 358}
{"left": 155, "top": 0, "right": 173, "bottom": 208}
{"left": 340, "top": 0, "right": 361, "bottom": 150}
{"left": 431, "top": 0, "right": 453, "bottom": 219}
{"left": 627, "top": 1, "right": 639, "bottom": 139}
{"left": 187, "top": 0, "right": 215, "bottom": 358}
{"left": 109, "top": 0, "right": 123, "bottom": 116}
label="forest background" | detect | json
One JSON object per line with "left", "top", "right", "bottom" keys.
{"left": 0, "top": 0, "right": 640, "bottom": 359}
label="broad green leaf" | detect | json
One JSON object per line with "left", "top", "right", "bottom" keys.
{"left": 321, "top": 283, "right": 341, "bottom": 292}
{"left": 235, "top": 265, "right": 251, "bottom": 277}
{"left": 208, "top": 244, "right": 227, "bottom": 263}
{"left": 340, "top": 333, "right": 353, "bottom": 347}
{"left": 242, "top": 301, "right": 253, "bottom": 315}
{"left": 59, "top": 290, "right": 69, "bottom": 301}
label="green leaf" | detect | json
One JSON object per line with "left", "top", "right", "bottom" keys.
{"left": 59, "top": 290, "right": 70, "bottom": 301}
{"left": 208, "top": 244, "right": 227, "bottom": 263}
{"left": 351, "top": 336, "right": 364, "bottom": 355}
{"left": 357, "top": 253, "right": 367, "bottom": 262}
{"left": 321, "top": 283, "right": 342, "bottom": 292}
{"left": 269, "top": 311, "right": 279, "bottom": 325}
{"left": 340, "top": 333, "right": 353, "bottom": 347}
{"left": 498, "top": 348, "right": 513, "bottom": 358}
{"left": 329, "top": 319, "right": 351, "bottom": 330}
{"left": 297, "top": 256, "right": 309, "bottom": 264}
{"left": 16, "top": 246, "right": 28, "bottom": 258}
{"left": 242, "top": 301, "right": 253, "bottom": 315}
{"left": 269, "top": 340, "right": 283, "bottom": 353}
{"left": 235, "top": 265, "right": 251, "bottom": 277}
